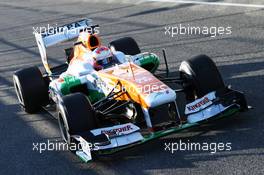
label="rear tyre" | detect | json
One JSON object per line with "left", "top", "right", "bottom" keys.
{"left": 13, "top": 66, "right": 49, "bottom": 113}
{"left": 179, "top": 55, "right": 225, "bottom": 99}
{"left": 58, "top": 93, "right": 97, "bottom": 144}
{"left": 109, "top": 37, "right": 141, "bottom": 55}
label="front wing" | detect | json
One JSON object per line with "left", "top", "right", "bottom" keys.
{"left": 72, "top": 88, "right": 247, "bottom": 162}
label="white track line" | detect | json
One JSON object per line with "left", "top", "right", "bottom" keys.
{"left": 146, "top": 0, "right": 264, "bottom": 8}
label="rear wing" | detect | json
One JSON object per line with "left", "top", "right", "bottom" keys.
{"left": 34, "top": 19, "right": 99, "bottom": 74}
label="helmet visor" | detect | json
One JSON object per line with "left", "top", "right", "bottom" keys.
{"left": 96, "top": 56, "right": 118, "bottom": 68}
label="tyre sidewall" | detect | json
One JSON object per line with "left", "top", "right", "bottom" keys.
{"left": 13, "top": 67, "right": 49, "bottom": 113}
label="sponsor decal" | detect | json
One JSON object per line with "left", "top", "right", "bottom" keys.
{"left": 187, "top": 97, "right": 210, "bottom": 111}
{"left": 185, "top": 92, "right": 216, "bottom": 115}
{"left": 101, "top": 125, "right": 133, "bottom": 137}
{"left": 91, "top": 123, "right": 139, "bottom": 137}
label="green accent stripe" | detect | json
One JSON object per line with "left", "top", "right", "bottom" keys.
{"left": 60, "top": 76, "right": 82, "bottom": 95}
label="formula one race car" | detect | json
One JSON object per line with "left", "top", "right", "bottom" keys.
{"left": 13, "top": 19, "right": 248, "bottom": 162}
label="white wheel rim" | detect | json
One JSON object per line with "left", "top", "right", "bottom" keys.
{"left": 13, "top": 75, "right": 24, "bottom": 106}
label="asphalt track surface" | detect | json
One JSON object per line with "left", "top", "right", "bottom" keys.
{"left": 0, "top": 0, "right": 263, "bottom": 174}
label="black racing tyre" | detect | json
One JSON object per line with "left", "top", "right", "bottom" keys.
{"left": 109, "top": 37, "right": 141, "bottom": 55}
{"left": 58, "top": 93, "right": 97, "bottom": 144}
{"left": 13, "top": 66, "right": 49, "bottom": 113}
{"left": 179, "top": 55, "right": 225, "bottom": 99}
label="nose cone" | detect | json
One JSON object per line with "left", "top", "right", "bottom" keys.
{"left": 144, "top": 88, "right": 176, "bottom": 108}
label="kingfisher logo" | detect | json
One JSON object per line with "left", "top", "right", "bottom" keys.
{"left": 187, "top": 97, "right": 210, "bottom": 111}
{"left": 101, "top": 125, "right": 133, "bottom": 137}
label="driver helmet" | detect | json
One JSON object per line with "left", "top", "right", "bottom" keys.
{"left": 92, "top": 46, "right": 116, "bottom": 70}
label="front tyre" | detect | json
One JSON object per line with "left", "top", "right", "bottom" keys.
{"left": 58, "top": 93, "right": 97, "bottom": 144}
{"left": 179, "top": 55, "right": 225, "bottom": 100}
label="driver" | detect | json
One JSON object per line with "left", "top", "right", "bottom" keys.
{"left": 68, "top": 31, "right": 119, "bottom": 73}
